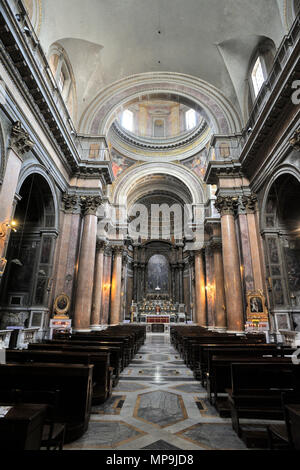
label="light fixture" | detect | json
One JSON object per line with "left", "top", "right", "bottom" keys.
{"left": 0, "top": 220, "right": 18, "bottom": 238}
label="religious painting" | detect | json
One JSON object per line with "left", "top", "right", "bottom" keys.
{"left": 54, "top": 293, "right": 70, "bottom": 317}
{"left": 246, "top": 290, "right": 269, "bottom": 323}
{"left": 182, "top": 152, "right": 207, "bottom": 178}
{"left": 111, "top": 149, "right": 135, "bottom": 178}
{"left": 147, "top": 254, "right": 169, "bottom": 293}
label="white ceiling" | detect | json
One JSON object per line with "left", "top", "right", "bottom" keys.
{"left": 39, "top": 0, "right": 286, "bottom": 127}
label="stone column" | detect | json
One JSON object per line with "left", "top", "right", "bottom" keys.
{"left": 51, "top": 193, "right": 81, "bottom": 304}
{"left": 110, "top": 246, "right": 123, "bottom": 325}
{"left": 178, "top": 263, "right": 184, "bottom": 304}
{"left": 204, "top": 245, "right": 215, "bottom": 329}
{"left": 211, "top": 240, "right": 226, "bottom": 331}
{"left": 244, "top": 195, "right": 265, "bottom": 292}
{"left": 194, "top": 249, "right": 207, "bottom": 326}
{"left": 101, "top": 246, "right": 112, "bottom": 326}
{"left": 133, "top": 261, "right": 138, "bottom": 302}
{"left": 90, "top": 240, "right": 105, "bottom": 330}
{"left": 0, "top": 122, "right": 34, "bottom": 259}
{"left": 215, "top": 196, "right": 244, "bottom": 332}
{"left": 73, "top": 195, "right": 102, "bottom": 331}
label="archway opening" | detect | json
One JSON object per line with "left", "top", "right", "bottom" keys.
{"left": 0, "top": 174, "right": 57, "bottom": 330}
{"left": 263, "top": 173, "right": 300, "bottom": 331}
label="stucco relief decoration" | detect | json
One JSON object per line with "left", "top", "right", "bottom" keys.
{"left": 11, "top": 121, "right": 34, "bottom": 155}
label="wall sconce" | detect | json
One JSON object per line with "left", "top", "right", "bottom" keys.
{"left": 0, "top": 220, "right": 18, "bottom": 238}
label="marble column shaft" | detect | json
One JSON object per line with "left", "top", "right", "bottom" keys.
{"left": 91, "top": 243, "right": 105, "bottom": 328}
{"left": 194, "top": 250, "right": 207, "bottom": 326}
{"left": 212, "top": 243, "right": 226, "bottom": 330}
{"left": 247, "top": 211, "right": 265, "bottom": 292}
{"left": 220, "top": 213, "right": 244, "bottom": 332}
{"left": 101, "top": 249, "right": 112, "bottom": 325}
{"left": 74, "top": 214, "right": 98, "bottom": 330}
{"left": 110, "top": 248, "right": 123, "bottom": 325}
{"left": 0, "top": 148, "right": 23, "bottom": 259}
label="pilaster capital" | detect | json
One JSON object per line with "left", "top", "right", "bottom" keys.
{"left": 238, "top": 194, "right": 258, "bottom": 214}
{"left": 289, "top": 128, "right": 300, "bottom": 151}
{"left": 214, "top": 195, "right": 238, "bottom": 216}
{"left": 10, "top": 121, "right": 34, "bottom": 156}
{"left": 62, "top": 193, "right": 80, "bottom": 214}
{"left": 80, "top": 195, "right": 102, "bottom": 216}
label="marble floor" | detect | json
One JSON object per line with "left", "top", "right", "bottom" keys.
{"left": 64, "top": 333, "right": 248, "bottom": 451}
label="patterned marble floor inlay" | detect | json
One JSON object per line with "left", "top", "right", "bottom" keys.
{"left": 64, "top": 420, "right": 146, "bottom": 449}
{"left": 176, "top": 423, "right": 247, "bottom": 450}
{"left": 134, "top": 390, "right": 188, "bottom": 428}
{"left": 65, "top": 332, "right": 249, "bottom": 451}
{"left": 142, "top": 440, "right": 182, "bottom": 450}
{"left": 92, "top": 395, "right": 126, "bottom": 415}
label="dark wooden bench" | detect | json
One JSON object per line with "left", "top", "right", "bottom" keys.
{"left": 6, "top": 349, "right": 112, "bottom": 404}
{"left": 227, "top": 361, "right": 300, "bottom": 437}
{"left": 203, "top": 345, "right": 294, "bottom": 395}
{"left": 29, "top": 342, "right": 122, "bottom": 386}
{"left": 51, "top": 338, "right": 127, "bottom": 370}
{"left": 0, "top": 362, "right": 93, "bottom": 443}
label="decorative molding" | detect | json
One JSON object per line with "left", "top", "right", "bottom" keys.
{"left": 10, "top": 121, "right": 34, "bottom": 156}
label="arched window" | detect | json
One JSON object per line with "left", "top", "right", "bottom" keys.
{"left": 48, "top": 44, "right": 76, "bottom": 119}
{"left": 185, "top": 109, "right": 196, "bottom": 130}
{"left": 247, "top": 38, "right": 276, "bottom": 110}
{"left": 121, "top": 110, "right": 134, "bottom": 132}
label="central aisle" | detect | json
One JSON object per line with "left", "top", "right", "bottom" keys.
{"left": 65, "top": 333, "right": 247, "bottom": 450}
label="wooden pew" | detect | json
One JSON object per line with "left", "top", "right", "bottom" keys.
{"left": 52, "top": 338, "right": 127, "bottom": 370}
{"left": 227, "top": 361, "right": 300, "bottom": 437}
{"left": 200, "top": 344, "right": 294, "bottom": 391}
{"left": 207, "top": 351, "right": 294, "bottom": 415}
{"left": 0, "top": 362, "right": 93, "bottom": 443}
{"left": 6, "top": 349, "right": 112, "bottom": 404}
{"left": 28, "top": 342, "right": 122, "bottom": 386}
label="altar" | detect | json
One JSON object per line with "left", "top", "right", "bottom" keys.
{"left": 133, "top": 296, "right": 186, "bottom": 332}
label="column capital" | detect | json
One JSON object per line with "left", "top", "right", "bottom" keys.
{"left": 210, "top": 239, "right": 222, "bottom": 251}
{"left": 96, "top": 239, "right": 106, "bottom": 252}
{"left": 80, "top": 195, "right": 102, "bottom": 216}
{"left": 194, "top": 248, "right": 205, "bottom": 257}
{"left": 62, "top": 193, "right": 80, "bottom": 214}
{"left": 289, "top": 128, "right": 300, "bottom": 151}
{"left": 112, "top": 245, "right": 124, "bottom": 256}
{"left": 10, "top": 121, "right": 34, "bottom": 156}
{"left": 215, "top": 195, "right": 238, "bottom": 216}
